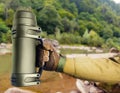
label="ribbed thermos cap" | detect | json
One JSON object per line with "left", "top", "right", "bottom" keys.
{"left": 13, "top": 10, "right": 37, "bottom": 26}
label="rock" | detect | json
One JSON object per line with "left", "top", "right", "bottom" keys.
{"left": 109, "top": 47, "right": 120, "bottom": 53}
{"left": 70, "top": 90, "right": 81, "bottom": 93}
{"left": 4, "top": 87, "right": 35, "bottom": 93}
{"left": 56, "top": 92, "right": 62, "bottom": 93}
{"left": 0, "top": 43, "right": 12, "bottom": 55}
{"left": 84, "top": 81, "right": 90, "bottom": 85}
{"left": 0, "top": 43, "right": 7, "bottom": 48}
{"left": 76, "top": 79, "right": 107, "bottom": 93}
{"left": 111, "top": 84, "right": 120, "bottom": 93}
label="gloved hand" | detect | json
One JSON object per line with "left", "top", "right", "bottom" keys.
{"left": 36, "top": 39, "right": 64, "bottom": 71}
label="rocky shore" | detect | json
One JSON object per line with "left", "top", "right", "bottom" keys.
{"left": 0, "top": 43, "right": 12, "bottom": 55}
{"left": 0, "top": 43, "right": 118, "bottom": 58}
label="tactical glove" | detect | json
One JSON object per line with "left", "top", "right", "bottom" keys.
{"left": 36, "top": 39, "right": 65, "bottom": 71}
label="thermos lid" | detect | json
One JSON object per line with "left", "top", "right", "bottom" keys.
{"left": 13, "top": 10, "right": 37, "bottom": 26}
{"left": 15, "top": 10, "right": 35, "bottom": 19}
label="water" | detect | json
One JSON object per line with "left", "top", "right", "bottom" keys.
{"left": 0, "top": 54, "right": 11, "bottom": 74}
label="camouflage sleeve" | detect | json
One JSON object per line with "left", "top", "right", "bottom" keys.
{"left": 63, "top": 56, "right": 120, "bottom": 84}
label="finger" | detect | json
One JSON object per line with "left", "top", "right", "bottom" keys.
{"left": 43, "top": 50, "right": 49, "bottom": 62}
{"left": 39, "top": 50, "right": 49, "bottom": 62}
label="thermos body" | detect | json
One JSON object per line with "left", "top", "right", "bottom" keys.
{"left": 12, "top": 37, "right": 36, "bottom": 73}
{"left": 11, "top": 10, "right": 41, "bottom": 86}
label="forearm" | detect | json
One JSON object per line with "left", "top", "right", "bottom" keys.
{"left": 57, "top": 56, "right": 120, "bottom": 84}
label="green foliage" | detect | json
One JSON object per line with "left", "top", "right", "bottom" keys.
{"left": 0, "top": 19, "right": 9, "bottom": 33}
{"left": 82, "top": 29, "right": 104, "bottom": 47}
{"left": 55, "top": 27, "right": 61, "bottom": 40}
{"left": 89, "top": 30, "right": 104, "bottom": 47}
{"left": 9, "top": 0, "right": 21, "bottom": 10}
{"left": 47, "top": 31, "right": 81, "bottom": 45}
{"left": 113, "top": 27, "right": 120, "bottom": 37}
{"left": 37, "top": 5, "right": 61, "bottom": 34}
{"left": 82, "top": 29, "right": 90, "bottom": 45}
{"left": 0, "top": 3, "right": 5, "bottom": 18}
{"left": 112, "top": 37, "right": 120, "bottom": 49}
{"left": 58, "top": 9, "right": 75, "bottom": 19}
{"left": 102, "top": 26, "right": 113, "bottom": 39}
{"left": 0, "top": 0, "right": 120, "bottom": 49}
{"left": 31, "top": 0, "right": 44, "bottom": 11}
{"left": 0, "top": 19, "right": 10, "bottom": 43}
{"left": 40, "top": 31, "right": 47, "bottom": 38}
{"left": 5, "top": 9, "right": 14, "bottom": 26}
{"left": 1, "top": 30, "right": 11, "bottom": 43}
{"left": 105, "top": 37, "right": 120, "bottom": 49}
{"left": 59, "top": 32, "right": 81, "bottom": 44}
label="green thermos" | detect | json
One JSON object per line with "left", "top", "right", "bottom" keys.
{"left": 11, "top": 9, "right": 41, "bottom": 87}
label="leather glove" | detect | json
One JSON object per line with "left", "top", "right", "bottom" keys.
{"left": 36, "top": 39, "right": 60, "bottom": 71}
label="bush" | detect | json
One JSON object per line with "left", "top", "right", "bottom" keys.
{"left": 0, "top": 19, "right": 10, "bottom": 43}
{"left": 82, "top": 30, "right": 104, "bottom": 47}
{"left": 58, "top": 33, "right": 81, "bottom": 45}
{"left": 106, "top": 37, "right": 120, "bottom": 50}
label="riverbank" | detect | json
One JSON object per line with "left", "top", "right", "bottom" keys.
{"left": 0, "top": 45, "right": 119, "bottom": 93}
{"left": 0, "top": 43, "right": 12, "bottom": 55}
{"left": 0, "top": 43, "right": 118, "bottom": 58}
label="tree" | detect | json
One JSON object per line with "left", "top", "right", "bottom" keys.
{"left": 82, "top": 29, "right": 104, "bottom": 47}
{"left": 77, "top": 20, "right": 86, "bottom": 36}
{"left": 61, "top": 17, "right": 71, "bottom": 32}
{"left": 0, "top": 0, "right": 120, "bottom": 49}
{"left": 102, "top": 27, "right": 113, "bottom": 39}
{"left": 0, "top": 3, "right": 5, "bottom": 19}
{"left": 0, "top": 19, "right": 9, "bottom": 42}
{"left": 31, "top": 0, "right": 44, "bottom": 11}
{"left": 61, "top": 18, "right": 79, "bottom": 33}
{"left": 58, "top": 9, "right": 75, "bottom": 20}
{"left": 9, "top": 0, "right": 21, "bottom": 10}
{"left": 5, "top": 8, "right": 14, "bottom": 27}
{"left": 106, "top": 38, "right": 115, "bottom": 49}
{"left": 37, "top": 5, "right": 61, "bottom": 34}
{"left": 113, "top": 26, "right": 120, "bottom": 37}
{"left": 82, "top": 29, "right": 90, "bottom": 45}
{"left": 59, "top": 32, "right": 81, "bottom": 44}
{"left": 89, "top": 30, "right": 104, "bottom": 47}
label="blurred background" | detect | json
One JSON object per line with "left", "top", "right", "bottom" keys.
{"left": 0, "top": 0, "right": 120, "bottom": 93}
